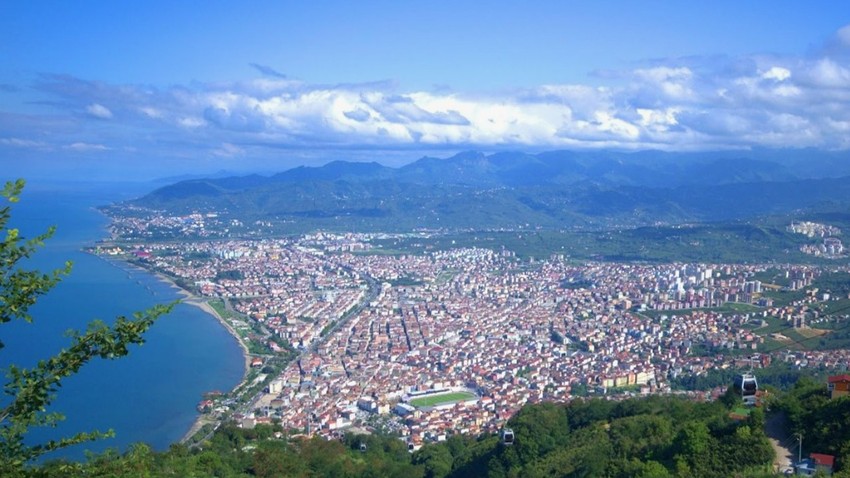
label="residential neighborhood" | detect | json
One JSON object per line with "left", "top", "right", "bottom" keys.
{"left": 97, "top": 227, "right": 850, "bottom": 447}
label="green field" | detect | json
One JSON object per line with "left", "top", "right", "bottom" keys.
{"left": 409, "top": 392, "right": 477, "bottom": 408}
{"left": 365, "top": 223, "right": 822, "bottom": 264}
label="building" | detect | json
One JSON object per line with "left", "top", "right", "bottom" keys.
{"left": 795, "top": 453, "right": 835, "bottom": 476}
{"left": 268, "top": 379, "right": 283, "bottom": 394}
{"left": 395, "top": 403, "right": 416, "bottom": 416}
{"left": 827, "top": 375, "right": 850, "bottom": 399}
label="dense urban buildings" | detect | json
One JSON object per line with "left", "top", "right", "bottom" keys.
{"left": 97, "top": 224, "right": 850, "bottom": 446}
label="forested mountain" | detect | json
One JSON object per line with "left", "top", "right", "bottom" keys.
{"left": 132, "top": 150, "right": 850, "bottom": 232}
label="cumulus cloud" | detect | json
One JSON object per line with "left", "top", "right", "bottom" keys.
{"left": 344, "top": 108, "right": 371, "bottom": 122}
{"left": 203, "top": 105, "right": 266, "bottom": 132}
{"left": 633, "top": 66, "right": 694, "bottom": 100}
{"left": 761, "top": 66, "right": 791, "bottom": 82}
{"left": 11, "top": 23, "right": 850, "bottom": 157}
{"left": 809, "top": 59, "right": 850, "bottom": 87}
{"left": 636, "top": 108, "right": 680, "bottom": 132}
{"left": 86, "top": 103, "right": 113, "bottom": 119}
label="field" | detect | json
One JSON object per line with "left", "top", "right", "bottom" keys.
{"left": 796, "top": 327, "right": 830, "bottom": 339}
{"left": 364, "top": 222, "right": 820, "bottom": 264}
{"left": 409, "top": 391, "right": 477, "bottom": 408}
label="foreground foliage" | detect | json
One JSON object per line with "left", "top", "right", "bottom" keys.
{"left": 780, "top": 377, "right": 850, "bottom": 477}
{"left": 30, "top": 394, "right": 777, "bottom": 477}
{"left": 0, "top": 180, "right": 172, "bottom": 475}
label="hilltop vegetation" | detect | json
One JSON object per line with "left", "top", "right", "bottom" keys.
{"left": 782, "top": 377, "right": 850, "bottom": 469}
{"left": 37, "top": 381, "right": 850, "bottom": 477}
{"left": 32, "top": 394, "right": 781, "bottom": 478}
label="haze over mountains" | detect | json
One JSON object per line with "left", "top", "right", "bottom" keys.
{"left": 135, "top": 150, "right": 850, "bottom": 231}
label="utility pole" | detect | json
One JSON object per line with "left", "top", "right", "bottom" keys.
{"left": 795, "top": 432, "right": 803, "bottom": 465}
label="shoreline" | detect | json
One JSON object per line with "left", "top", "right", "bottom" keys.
{"left": 98, "top": 256, "right": 252, "bottom": 443}
{"left": 147, "top": 269, "right": 253, "bottom": 442}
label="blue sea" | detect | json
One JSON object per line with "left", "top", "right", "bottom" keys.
{"left": 0, "top": 180, "right": 245, "bottom": 461}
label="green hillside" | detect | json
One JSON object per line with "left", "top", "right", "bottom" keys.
{"left": 125, "top": 150, "right": 850, "bottom": 234}
{"left": 32, "top": 393, "right": 783, "bottom": 478}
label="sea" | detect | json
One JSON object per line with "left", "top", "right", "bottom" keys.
{"left": 0, "top": 180, "right": 245, "bottom": 461}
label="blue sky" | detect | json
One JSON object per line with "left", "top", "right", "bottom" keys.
{"left": 2, "top": 2, "right": 850, "bottom": 180}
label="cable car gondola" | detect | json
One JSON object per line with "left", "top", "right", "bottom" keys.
{"left": 501, "top": 428, "right": 515, "bottom": 446}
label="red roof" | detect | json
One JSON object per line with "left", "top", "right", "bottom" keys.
{"left": 811, "top": 453, "right": 835, "bottom": 468}
{"left": 828, "top": 374, "right": 850, "bottom": 383}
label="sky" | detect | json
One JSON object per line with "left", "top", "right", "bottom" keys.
{"left": 2, "top": 1, "right": 850, "bottom": 181}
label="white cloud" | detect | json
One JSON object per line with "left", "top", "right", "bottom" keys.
{"left": 772, "top": 84, "right": 801, "bottom": 97}
{"left": 636, "top": 108, "right": 679, "bottom": 131}
{"left": 761, "top": 66, "right": 791, "bottom": 82}
{"left": 634, "top": 66, "right": 693, "bottom": 83}
{"left": 65, "top": 142, "right": 109, "bottom": 152}
{"left": 0, "top": 137, "right": 48, "bottom": 149}
{"left": 213, "top": 142, "right": 244, "bottom": 157}
{"left": 809, "top": 59, "right": 850, "bottom": 87}
{"left": 139, "top": 106, "right": 163, "bottom": 118}
{"left": 17, "top": 24, "right": 850, "bottom": 156}
{"left": 178, "top": 117, "right": 205, "bottom": 128}
{"left": 633, "top": 66, "right": 694, "bottom": 100}
{"left": 592, "top": 111, "right": 640, "bottom": 139}
{"left": 86, "top": 103, "right": 113, "bottom": 119}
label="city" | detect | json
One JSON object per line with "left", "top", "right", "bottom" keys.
{"left": 8, "top": 4, "right": 850, "bottom": 474}
{"left": 95, "top": 217, "right": 850, "bottom": 450}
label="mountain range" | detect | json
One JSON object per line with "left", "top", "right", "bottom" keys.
{"left": 132, "top": 150, "right": 850, "bottom": 231}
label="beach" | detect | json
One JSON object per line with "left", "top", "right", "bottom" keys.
{"left": 150, "top": 270, "right": 252, "bottom": 367}
{"left": 144, "top": 270, "right": 253, "bottom": 442}
{"left": 180, "top": 294, "right": 252, "bottom": 442}
{"left": 108, "top": 260, "right": 254, "bottom": 443}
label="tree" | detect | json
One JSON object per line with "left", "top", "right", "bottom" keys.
{"left": 414, "top": 444, "right": 453, "bottom": 478}
{"left": 673, "top": 421, "right": 713, "bottom": 474}
{"left": 0, "top": 179, "right": 173, "bottom": 475}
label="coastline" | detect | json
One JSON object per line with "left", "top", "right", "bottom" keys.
{"left": 179, "top": 295, "right": 252, "bottom": 442}
{"left": 147, "top": 270, "right": 253, "bottom": 442}
{"left": 98, "top": 256, "right": 252, "bottom": 443}
{"left": 181, "top": 294, "right": 252, "bottom": 372}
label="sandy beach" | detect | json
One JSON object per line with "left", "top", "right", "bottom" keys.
{"left": 146, "top": 269, "right": 251, "bottom": 366}
{"left": 139, "top": 267, "right": 254, "bottom": 442}
{"left": 181, "top": 295, "right": 252, "bottom": 371}
{"left": 97, "top": 253, "right": 255, "bottom": 443}
{"left": 179, "top": 295, "right": 254, "bottom": 442}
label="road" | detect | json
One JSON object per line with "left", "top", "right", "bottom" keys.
{"left": 766, "top": 412, "right": 795, "bottom": 474}
{"left": 309, "top": 265, "right": 381, "bottom": 353}
{"left": 242, "top": 261, "right": 381, "bottom": 415}
{"left": 185, "top": 256, "right": 382, "bottom": 446}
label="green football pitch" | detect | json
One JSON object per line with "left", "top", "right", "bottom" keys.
{"left": 409, "top": 392, "right": 477, "bottom": 408}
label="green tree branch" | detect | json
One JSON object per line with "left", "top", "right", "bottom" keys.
{"left": 0, "top": 179, "right": 174, "bottom": 474}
